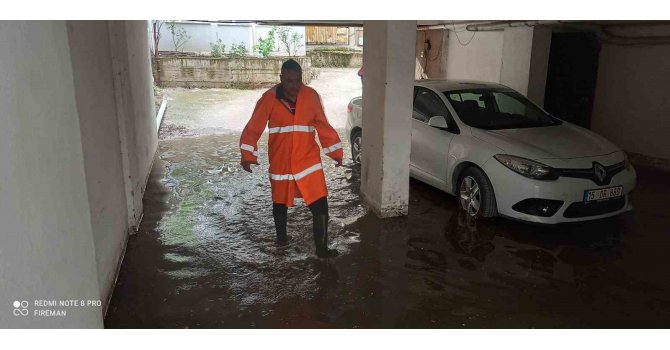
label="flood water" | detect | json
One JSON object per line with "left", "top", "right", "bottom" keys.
{"left": 105, "top": 131, "right": 670, "bottom": 328}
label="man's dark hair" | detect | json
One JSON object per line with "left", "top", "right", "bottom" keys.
{"left": 281, "top": 59, "right": 302, "bottom": 73}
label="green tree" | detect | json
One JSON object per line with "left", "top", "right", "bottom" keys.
{"left": 277, "top": 27, "right": 304, "bottom": 56}
{"left": 166, "top": 21, "right": 191, "bottom": 52}
{"left": 254, "top": 26, "right": 277, "bottom": 58}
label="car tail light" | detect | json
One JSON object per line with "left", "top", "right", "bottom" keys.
{"left": 347, "top": 101, "right": 353, "bottom": 113}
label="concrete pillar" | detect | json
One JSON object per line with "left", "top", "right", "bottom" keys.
{"left": 0, "top": 21, "right": 103, "bottom": 328}
{"left": 360, "top": 21, "right": 417, "bottom": 218}
{"left": 108, "top": 21, "right": 158, "bottom": 231}
{"left": 500, "top": 26, "right": 552, "bottom": 106}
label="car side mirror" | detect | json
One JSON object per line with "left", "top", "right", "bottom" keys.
{"left": 428, "top": 115, "right": 449, "bottom": 129}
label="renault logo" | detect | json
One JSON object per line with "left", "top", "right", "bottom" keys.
{"left": 594, "top": 162, "right": 607, "bottom": 183}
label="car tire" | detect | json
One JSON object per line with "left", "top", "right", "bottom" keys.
{"left": 350, "top": 130, "right": 362, "bottom": 164}
{"left": 458, "top": 167, "right": 497, "bottom": 219}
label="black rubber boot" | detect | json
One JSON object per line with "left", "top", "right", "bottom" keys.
{"left": 273, "top": 205, "right": 289, "bottom": 245}
{"left": 313, "top": 214, "right": 338, "bottom": 258}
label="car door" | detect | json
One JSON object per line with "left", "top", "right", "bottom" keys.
{"left": 410, "top": 86, "right": 458, "bottom": 189}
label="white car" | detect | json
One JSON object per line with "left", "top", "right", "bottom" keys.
{"left": 345, "top": 80, "right": 637, "bottom": 224}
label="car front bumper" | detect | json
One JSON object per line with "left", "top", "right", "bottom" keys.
{"left": 482, "top": 155, "right": 637, "bottom": 224}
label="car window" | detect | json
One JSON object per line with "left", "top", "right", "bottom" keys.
{"left": 413, "top": 87, "right": 450, "bottom": 124}
{"left": 494, "top": 92, "right": 526, "bottom": 115}
{"left": 459, "top": 92, "right": 486, "bottom": 108}
{"left": 445, "top": 89, "right": 561, "bottom": 130}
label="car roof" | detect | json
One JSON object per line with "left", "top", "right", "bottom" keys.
{"left": 415, "top": 79, "right": 511, "bottom": 92}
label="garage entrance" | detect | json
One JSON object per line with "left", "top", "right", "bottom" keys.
{"left": 544, "top": 31, "right": 601, "bottom": 129}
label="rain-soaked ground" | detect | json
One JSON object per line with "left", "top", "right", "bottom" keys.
{"left": 105, "top": 69, "right": 670, "bottom": 328}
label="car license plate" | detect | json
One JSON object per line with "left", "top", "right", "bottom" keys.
{"left": 583, "top": 186, "right": 623, "bottom": 202}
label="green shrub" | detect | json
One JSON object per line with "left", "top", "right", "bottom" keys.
{"left": 254, "top": 27, "right": 277, "bottom": 58}
{"left": 229, "top": 42, "right": 249, "bottom": 58}
{"left": 209, "top": 37, "right": 225, "bottom": 58}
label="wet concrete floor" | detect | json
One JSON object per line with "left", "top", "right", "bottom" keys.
{"left": 105, "top": 130, "right": 670, "bottom": 328}
{"left": 105, "top": 69, "right": 670, "bottom": 328}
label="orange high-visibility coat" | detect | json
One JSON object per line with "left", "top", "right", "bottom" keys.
{"left": 240, "top": 84, "right": 343, "bottom": 207}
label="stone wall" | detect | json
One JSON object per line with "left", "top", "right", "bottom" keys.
{"left": 153, "top": 56, "right": 312, "bottom": 88}
{"left": 308, "top": 50, "right": 363, "bottom": 68}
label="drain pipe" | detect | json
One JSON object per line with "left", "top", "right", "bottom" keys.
{"left": 465, "top": 20, "right": 568, "bottom": 31}
{"left": 156, "top": 98, "right": 167, "bottom": 133}
{"left": 459, "top": 20, "right": 670, "bottom": 46}
{"left": 599, "top": 26, "right": 670, "bottom": 46}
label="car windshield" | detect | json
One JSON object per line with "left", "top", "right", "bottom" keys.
{"left": 444, "top": 89, "right": 561, "bottom": 130}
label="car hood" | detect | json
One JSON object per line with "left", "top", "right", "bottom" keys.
{"left": 471, "top": 122, "right": 620, "bottom": 160}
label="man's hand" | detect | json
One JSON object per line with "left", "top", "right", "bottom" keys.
{"left": 241, "top": 161, "right": 257, "bottom": 173}
{"left": 335, "top": 158, "right": 343, "bottom": 167}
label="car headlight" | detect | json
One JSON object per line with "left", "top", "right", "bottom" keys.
{"left": 494, "top": 154, "right": 558, "bottom": 180}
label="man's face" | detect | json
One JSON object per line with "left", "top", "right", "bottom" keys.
{"left": 280, "top": 69, "right": 302, "bottom": 97}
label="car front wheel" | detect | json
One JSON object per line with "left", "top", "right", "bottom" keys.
{"left": 458, "top": 167, "right": 497, "bottom": 219}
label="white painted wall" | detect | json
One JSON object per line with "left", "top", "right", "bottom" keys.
{"left": 0, "top": 20, "right": 159, "bottom": 328}
{"left": 109, "top": 21, "right": 159, "bottom": 229}
{"left": 125, "top": 21, "right": 159, "bottom": 216}
{"left": 158, "top": 22, "right": 307, "bottom": 56}
{"left": 500, "top": 27, "right": 534, "bottom": 94}
{"left": 500, "top": 26, "right": 552, "bottom": 105}
{"left": 66, "top": 21, "right": 130, "bottom": 310}
{"left": 159, "top": 22, "right": 252, "bottom": 54}
{"left": 592, "top": 40, "right": 670, "bottom": 161}
{"left": 0, "top": 21, "right": 103, "bottom": 328}
{"left": 445, "top": 31, "right": 504, "bottom": 83}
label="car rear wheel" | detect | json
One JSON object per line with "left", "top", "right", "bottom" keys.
{"left": 351, "top": 130, "right": 362, "bottom": 164}
{"left": 458, "top": 167, "right": 497, "bottom": 219}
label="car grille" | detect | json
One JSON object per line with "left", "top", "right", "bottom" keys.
{"left": 563, "top": 195, "right": 627, "bottom": 218}
{"left": 556, "top": 161, "right": 625, "bottom": 186}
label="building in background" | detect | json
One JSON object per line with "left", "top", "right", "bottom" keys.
{"left": 305, "top": 26, "right": 363, "bottom": 51}
{"left": 152, "top": 20, "right": 307, "bottom": 57}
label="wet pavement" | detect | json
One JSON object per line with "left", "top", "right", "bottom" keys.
{"left": 158, "top": 68, "right": 361, "bottom": 138}
{"left": 104, "top": 70, "right": 670, "bottom": 328}
{"left": 104, "top": 131, "right": 670, "bottom": 328}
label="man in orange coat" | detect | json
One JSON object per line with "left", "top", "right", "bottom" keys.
{"left": 240, "top": 59, "right": 342, "bottom": 258}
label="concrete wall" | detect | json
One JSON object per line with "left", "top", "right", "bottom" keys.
{"left": 500, "top": 28, "right": 534, "bottom": 94}
{"left": 308, "top": 50, "right": 362, "bottom": 67}
{"left": 444, "top": 27, "right": 550, "bottom": 106}
{"left": 416, "top": 29, "right": 448, "bottom": 79}
{"left": 592, "top": 36, "right": 670, "bottom": 162}
{"left": 160, "top": 21, "right": 252, "bottom": 54}
{"left": 154, "top": 56, "right": 313, "bottom": 88}
{"left": 158, "top": 22, "right": 307, "bottom": 57}
{"left": 445, "top": 31, "right": 504, "bottom": 82}
{"left": 0, "top": 20, "right": 158, "bottom": 328}
{"left": 125, "top": 21, "right": 159, "bottom": 216}
{"left": 66, "top": 21, "right": 129, "bottom": 309}
{"left": 0, "top": 21, "right": 103, "bottom": 328}
{"left": 526, "top": 27, "right": 552, "bottom": 106}
{"left": 500, "top": 26, "right": 552, "bottom": 105}
{"left": 109, "top": 21, "right": 159, "bottom": 230}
